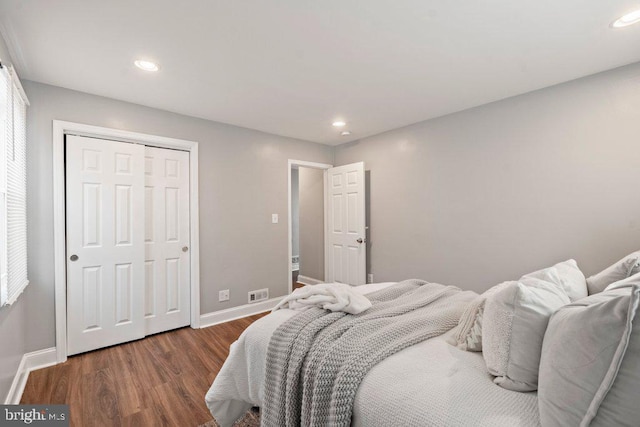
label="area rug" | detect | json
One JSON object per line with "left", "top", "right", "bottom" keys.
{"left": 198, "top": 407, "right": 260, "bottom": 427}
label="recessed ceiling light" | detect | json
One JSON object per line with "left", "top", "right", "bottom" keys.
{"left": 612, "top": 9, "right": 640, "bottom": 28}
{"left": 134, "top": 59, "right": 159, "bottom": 72}
{"left": 340, "top": 131, "right": 352, "bottom": 136}
{"left": 332, "top": 121, "right": 346, "bottom": 127}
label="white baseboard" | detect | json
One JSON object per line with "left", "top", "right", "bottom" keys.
{"left": 199, "top": 297, "right": 281, "bottom": 329}
{"left": 4, "top": 354, "right": 27, "bottom": 405}
{"left": 5, "top": 347, "right": 57, "bottom": 404}
{"left": 297, "top": 275, "right": 324, "bottom": 286}
{"left": 25, "top": 348, "right": 58, "bottom": 371}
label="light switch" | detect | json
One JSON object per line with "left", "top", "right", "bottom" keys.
{"left": 272, "top": 214, "right": 279, "bottom": 224}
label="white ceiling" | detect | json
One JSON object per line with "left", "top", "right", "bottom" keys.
{"left": 1, "top": 1, "right": 640, "bottom": 145}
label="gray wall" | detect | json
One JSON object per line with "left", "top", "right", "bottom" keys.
{"left": 0, "top": 32, "right": 28, "bottom": 403}
{"left": 291, "top": 168, "right": 299, "bottom": 258}
{"left": 23, "top": 81, "right": 333, "bottom": 352}
{"left": 299, "top": 167, "right": 324, "bottom": 281}
{"left": 7, "top": 40, "right": 640, "bottom": 396}
{"left": 334, "top": 62, "right": 640, "bottom": 293}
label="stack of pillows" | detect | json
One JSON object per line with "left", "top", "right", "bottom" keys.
{"left": 449, "top": 250, "right": 640, "bottom": 426}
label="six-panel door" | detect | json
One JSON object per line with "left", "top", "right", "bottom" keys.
{"left": 66, "top": 135, "right": 146, "bottom": 355}
{"left": 144, "top": 146, "right": 190, "bottom": 335}
{"left": 327, "top": 162, "right": 366, "bottom": 285}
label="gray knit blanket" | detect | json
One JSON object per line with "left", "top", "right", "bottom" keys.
{"left": 262, "top": 279, "right": 475, "bottom": 427}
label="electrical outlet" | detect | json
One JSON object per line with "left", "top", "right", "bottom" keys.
{"left": 272, "top": 213, "right": 279, "bottom": 223}
{"left": 219, "top": 289, "right": 230, "bottom": 302}
{"left": 367, "top": 274, "right": 374, "bottom": 284}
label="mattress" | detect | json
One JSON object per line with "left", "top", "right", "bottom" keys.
{"left": 205, "top": 282, "right": 540, "bottom": 427}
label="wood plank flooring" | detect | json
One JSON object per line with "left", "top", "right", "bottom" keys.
{"left": 21, "top": 313, "right": 267, "bottom": 427}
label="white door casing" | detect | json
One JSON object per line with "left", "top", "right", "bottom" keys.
{"left": 53, "top": 120, "right": 200, "bottom": 363}
{"left": 286, "top": 159, "right": 333, "bottom": 294}
{"left": 66, "top": 135, "right": 146, "bottom": 355}
{"left": 326, "top": 162, "right": 366, "bottom": 285}
{"left": 144, "top": 146, "right": 191, "bottom": 335}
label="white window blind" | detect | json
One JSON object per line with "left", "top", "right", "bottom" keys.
{"left": 0, "top": 62, "right": 29, "bottom": 306}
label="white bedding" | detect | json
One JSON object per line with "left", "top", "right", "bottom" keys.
{"left": 205, "top": 282, "right": 540, "bottom": 427}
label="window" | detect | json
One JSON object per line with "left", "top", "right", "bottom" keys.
{"left": 0, "top": 62, "right": 29, "bottom": 306}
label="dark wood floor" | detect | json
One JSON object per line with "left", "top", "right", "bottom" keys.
{"left": 21, "top": 313, "right": 267, "bottom": 427}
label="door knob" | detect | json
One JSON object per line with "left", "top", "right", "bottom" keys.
{"left": 356, "top": 238, "right": 363, "bottom": 244}
{"left": 70, "top": 254, "right": 79, "bottom": 261}
{"left": 182, "top": 246, "right": 189, "bottom": 252}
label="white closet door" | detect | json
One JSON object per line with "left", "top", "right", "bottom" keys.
{"left": 326, "top": 162, "right": 366, "bottom": 285}
{"left": 66, "top": 135, "right": 146, "bottom": 355}
{"left": 144, "top": 146, "right": 190, "bottom": 335}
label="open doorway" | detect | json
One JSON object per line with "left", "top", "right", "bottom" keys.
{"left": 287, "top": 159, "right": 367, "bottom": 293}
{"left": 288, "top": 160, "right": 332, "bottom": 293}
{"left": 292, "top": 166, "right": 326, "bottom": 289}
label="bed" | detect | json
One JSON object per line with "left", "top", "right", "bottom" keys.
{"left": 205, "top": 282, "right": 539, "bottom": 427}
{"left": 207, "top": 254, "right": 640, "bottom": 427}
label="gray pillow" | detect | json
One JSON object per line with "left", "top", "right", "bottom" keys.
{"left": 449, "top": 281, "right": 511, "bottom": 351}
{"left": 586, "top": 251, "right": 640, "bottom": 295}
{"left": 482, "top": 278, "right": 570, "bottom": 392}
{"left": 605, "top": 271, "right": 640, "bottom": 292}
{"left": 538, "top": 283, "right": 640, "bottom": 426}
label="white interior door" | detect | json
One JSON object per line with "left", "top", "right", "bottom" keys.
{"left": 326, "top": 162, "right": 366, "bottom": 285}
{"left": 144, "top": 146, "right": 191, "bottom": 335}
{"left": 66, "top": 135, "right": 145, "bottom": 355}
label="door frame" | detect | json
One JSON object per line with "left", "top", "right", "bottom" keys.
{"left": 53, "top": 120, "right": 200, "bottom": 363}
{"left": 287, "top": 159, "right": 332, "bottom": 294}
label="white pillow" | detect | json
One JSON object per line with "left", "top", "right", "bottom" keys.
{"left": 522, "top": 259, "right": 587, "bottom": 302}
{"left": 451, "top": 260, "right": 584, "bottom": 353}
{"left": 482, "top": 278, "right": 570, "bottom": 392}
{"left": 586, "top": 251, "right": 640, "bottom": 295}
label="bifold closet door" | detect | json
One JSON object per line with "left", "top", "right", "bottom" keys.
{"left": 66, "top": 135, "right": 146, "bottom": 355}
{"left": 144, "top": 146, "right": 190, "bottom": 335}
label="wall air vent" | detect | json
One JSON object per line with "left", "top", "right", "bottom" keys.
{"left": 248, "top": 288, "right": 269, "bottom": 304}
